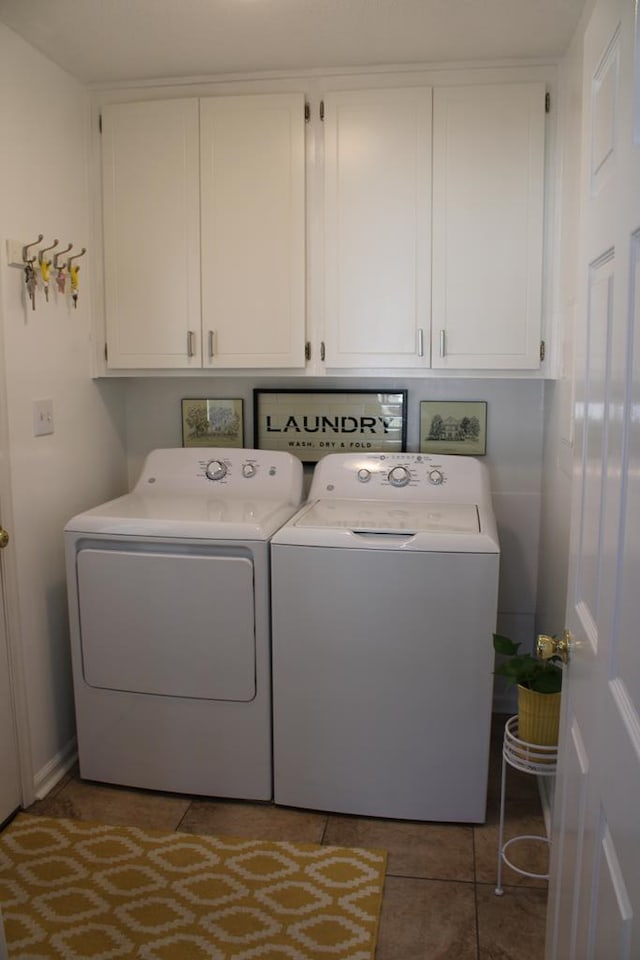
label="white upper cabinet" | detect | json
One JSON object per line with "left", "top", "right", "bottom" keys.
{"left": 200, "top": 95, "right": 305, "bottom": 368}
{"left": 431, "top": 83, "right": 546, "bottom": 369}
{"left": 322, "top": 88, "right": 433, "bottom": 368}
{"left": 102, "top": 94, "right": 305, "bottom": 370}
{"left": 99, "top": 77, "right": 548, "bottom": 375}
{"left": 102, "top": 99, "right": 201, "bottom": 369}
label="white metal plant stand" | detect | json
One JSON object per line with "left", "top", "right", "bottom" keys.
{"left": 495, "top": 715, "right": 558, "bottom": 896}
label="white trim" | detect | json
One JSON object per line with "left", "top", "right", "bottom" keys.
{"left": 538, "top": 773, "right": 555, "bottom": 836}
{"left": 0, "top": 242, "right": 34, "bottom": 810}
{"left": 33, "top": 737, "right": 77, "bottom": 801}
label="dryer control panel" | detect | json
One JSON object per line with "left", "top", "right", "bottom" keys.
{"left": 134, "top": 447, "right": 303, "bottom": 504}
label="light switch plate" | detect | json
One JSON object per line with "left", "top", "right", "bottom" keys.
{"left": 33, "top": 398, "right": 54, "bottom": 437}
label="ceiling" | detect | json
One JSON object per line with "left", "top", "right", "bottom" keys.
{"left": 0, "top": 0, "right": 585, "bottom": 86}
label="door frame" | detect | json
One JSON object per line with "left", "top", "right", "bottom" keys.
{"left": 0, "top": 257, "right": 34, "bottom": 811}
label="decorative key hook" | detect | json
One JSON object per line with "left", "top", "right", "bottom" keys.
{"left": 38, "top": 238, "right": 59, "bottom": 264}
{"left": 67, "top": 247, "right": 86, "bottom": 266}
{"left": 53, "top": 244, "right": 73, "bottom": 270}
{"left": 22, "top": 234, "right": 44, "bottom": 264}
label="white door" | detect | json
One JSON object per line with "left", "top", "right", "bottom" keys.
{"left": 323, "top": 87, "right": 432, "bottom": 369}
{"left": 0, "top": 523, "right": 20, "bottom": 823}
{"left": 102, "top": 99, "right": 201, "bottom": 369}
{"left": 546, "top": 1, "right": 640, "bottom": 956}
{"left": 431, "top": 83, "right": 545, "bottom": 370}
{"left": 200, "top": 94, "right": 306, "bottom": 369}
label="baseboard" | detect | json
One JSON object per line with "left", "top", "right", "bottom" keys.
{"left": 537, "top": 774, "right": 555, "bottom": 836}
{"left": 32, "top": 737, "right": 78, "bottom": 800}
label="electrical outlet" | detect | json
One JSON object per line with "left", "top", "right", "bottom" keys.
{"left": 33, "top": 398, "right": 54, "bottom": 437}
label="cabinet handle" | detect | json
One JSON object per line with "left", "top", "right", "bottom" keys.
{"left": 208, "top": 330, "right": 216, "bottom": 358}
{"left": 187, "top": 330, "right": 196, "bottom": 358}
{"left": 320, "top": 341, "right": 326, "bottom": 362}
{"left": 439, "top": 329, "right": 446, "bottom": 358}
{"left": 417, "top": 328, "right": 424, "bottom": 358}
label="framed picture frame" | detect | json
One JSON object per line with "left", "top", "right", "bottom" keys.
{"left": 181, "top": 398, "right": 244, "bottom": 448}
{"left": 419, "top": 401, "right": 487, "bottom": 456}
{"left": 254, "top": 389, "right": 407, "bottom": 462}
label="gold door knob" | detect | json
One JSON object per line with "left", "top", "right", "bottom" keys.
{"left": 537, "top": 630, "right": 572, "bottom": 664}
{"left": 0, "top": 527, "right": 9, "bottom": 549}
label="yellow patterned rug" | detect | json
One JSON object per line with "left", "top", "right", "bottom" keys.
{"left": 0, "top": 814, "right": 386, "bottom": 959}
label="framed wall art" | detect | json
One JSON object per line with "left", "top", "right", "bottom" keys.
{"left": 254, "top": 389, "right": 407, "bottom": 462}
{"left": 419, "top": 401, "right": 487, "bottom": 456}
{"left": 181, "top": 398, "right": 244, "bottom": 448}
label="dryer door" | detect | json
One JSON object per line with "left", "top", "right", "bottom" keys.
{"left": 76, "top": 547, "right": 256, "bottom": 701}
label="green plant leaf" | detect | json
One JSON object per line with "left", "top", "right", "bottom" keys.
{"left": 493, "top": 634, "right": 520, "bottom": 655}
{"left": 492, "top": 633, "right": 563, "bottom": 693}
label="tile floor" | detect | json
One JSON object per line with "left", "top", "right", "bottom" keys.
{"left": 17, "top": 714, "right": 549, "bottom": 959}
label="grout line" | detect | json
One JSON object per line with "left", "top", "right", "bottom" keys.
{"left": 384, "top": 872, "right": 475, "bottom": 884}
{"left": 319, "top": 815, "right": 330, "bottom": 844}
{"left": 174, "top": 800, "right": 194, "bottom": 832}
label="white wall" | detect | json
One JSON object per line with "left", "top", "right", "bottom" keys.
{"left": 0, "top": 24, "right": 128, "bottom": 800}
{"left": 536, "top": 20, "right": 585, "bottom": 639}
{"left": 124, "top": 373, "right": 544, "bottom": 713}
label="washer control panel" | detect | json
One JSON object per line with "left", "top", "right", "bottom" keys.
{"left": 350, "top": 454, "right": 448, "bottom": 490}
{"left": 310, "top": 452, "right": 488, "bottom": 503}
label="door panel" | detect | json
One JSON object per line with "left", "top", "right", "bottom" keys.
{"left": 77, "top": 549, "right": 256, "bottom": 701}
{"left": 432, "top": 83, "right": 545, "bottom": 369}
{"left": 102, "top": 99, "right": 201, "bottom": 369}
{"left": 200, "top": 94, "right": 306, "bottom": 369}
{"left": 547, "top": 0, "right": 640, "bottom": 955}
{"left": 323, "top": 87, "right": 432, "bottom": 368}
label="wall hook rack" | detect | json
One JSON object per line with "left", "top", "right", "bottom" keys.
{"left": 22, "top": 235, "right": 44, "bottom": 263}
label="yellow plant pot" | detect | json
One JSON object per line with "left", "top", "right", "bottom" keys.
{"left": 517, "top": 685, "right": 561, "bottom": 746}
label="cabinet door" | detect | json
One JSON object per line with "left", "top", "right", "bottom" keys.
{"left": 200, "top": 94, "right": 305, "bottom": 368}
{"left": 323, "top": 88, "right": 432, "bottom": 368}
{"left": 432, "top": 83, "right": 545, "bottom": 370}
{"left": 102, "top": 99, "right": 201, "bottom": 369}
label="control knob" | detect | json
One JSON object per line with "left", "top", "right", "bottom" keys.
{"left": 428, "top": 468, "right": 444, "bottom": 485}
{"left": 357, "top": 468, "right": 371, "bottom": 483}
{"left": 205, "top": 459, "right": 227, "bottom": 482}
{"left": 242, "top": 462, "right": 257, "bottom": 479}
{"left": 388, "top": 465, "right": 411, "bottom": 487}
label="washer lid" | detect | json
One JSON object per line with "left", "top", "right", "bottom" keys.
{"left": 293, "top": 499, "right": 480, "bottom": 535}
{"left": 65, "top": 492, "right": 300, "bottom": 540}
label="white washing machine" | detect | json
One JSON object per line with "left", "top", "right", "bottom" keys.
{"left": 270, "top": 452, "right": 500, "bottom": 822}
{"left": 65, "top": 447, "right": 303, "bottom": 800}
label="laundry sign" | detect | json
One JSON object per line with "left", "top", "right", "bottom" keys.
{"left": 254, "top": 390, "right": 407, "bottom": 462}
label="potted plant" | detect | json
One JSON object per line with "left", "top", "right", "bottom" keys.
{"left": 493, "top": 633, "right": 563, "bottom": 746}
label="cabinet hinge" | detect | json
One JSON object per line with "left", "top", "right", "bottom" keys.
{"left": 99, "top": 113, "right": 103, "bottom": 133}
{"left": 545, "top": 92, "right": 551, "bottom": 114}
{"left": 320, "top": 100, "right": 325, "bottom": 121}
{"left": 304, "top": 102, "right": 310, "bottom": 123}
{"left": 305, "top": 341, "right": 311, "bottom": 361}
{"left": 540, "top": 339, "right": 546, "bottom": 362}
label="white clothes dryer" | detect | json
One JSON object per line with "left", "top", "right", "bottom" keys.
{"left": 270, "top": 452, "right": 500, "bottom": 822}
{"left": 65, "top": 447, "right": 303, "bottom": 800}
